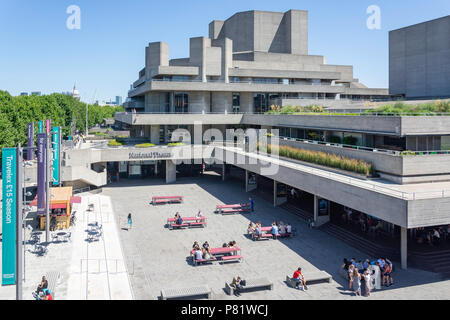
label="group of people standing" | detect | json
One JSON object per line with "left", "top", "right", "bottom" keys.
{"left": 342, "top": 257, "right": 394, "bottom": 297}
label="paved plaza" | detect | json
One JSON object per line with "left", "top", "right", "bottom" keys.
{"left": 1, "top": 173, "right": 450, "bottom": 300}
{"left": 103, "top": 172, "right": 450, "bottom": 300}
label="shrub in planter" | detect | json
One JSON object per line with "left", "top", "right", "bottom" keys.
{"left": 135, "top": 143, "right": 155, "bottom": 148}
{"left": 168, "top": 142, "right": 185, "bottom": 147}
{"left": 108, "top": 139, "right": 123, "bottom": 147}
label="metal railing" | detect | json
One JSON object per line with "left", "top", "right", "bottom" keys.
{"left": 217, "top": 145, "right": 450, "bottom": 200}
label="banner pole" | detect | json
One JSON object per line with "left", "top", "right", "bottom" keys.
{"left": 16, "top": 144, "right": 23, "bottom": 300}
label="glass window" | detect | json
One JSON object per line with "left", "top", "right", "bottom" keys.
{"left": 174, "top": 93, "right": 189, "bottom": 113}
{"left": 232, "top": 93, "right": 240, "bottom": 113}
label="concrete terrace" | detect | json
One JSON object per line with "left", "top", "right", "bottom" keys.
{"left": 102, "top": 174, "right": 450, "bottom": 300}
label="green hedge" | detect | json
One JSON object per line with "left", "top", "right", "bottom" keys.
{"left": 168, "top": 142, "right": 185, "bottom": 147}
{"left": 135, "top": 143, "right": 155, "bottom": 148}
{"left": 108, "top": 139, "right": 123, "bottom": 147}
{"left": 263, "top": 144, "right": 373, "bottom": 176}
{"left": 364, "top": 101, "right": 450, "bottom": 115}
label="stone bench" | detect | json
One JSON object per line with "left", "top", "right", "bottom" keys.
{"left": 286, "top": 270, "right": 332, "bottom": 288}
{"left": 225, "top": 277, "right": 273, "bottom": 295}
{"left": 160, "top": 285, "right": 211, "bottom": 300}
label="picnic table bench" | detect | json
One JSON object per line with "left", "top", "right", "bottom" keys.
{"left": 191, "top": 247, "right": 242, "bottom": 266}
{"left": 216, "top": 203, "right": 251, "bottom": 215}
{"left": 286, "top": 270, "right": 332, "bottom": 288}
{"left": 225, "top": 278, "right": 273, "bottom": 295}
{"left": 167, "top": 216, "right": 207, "bottom": 230}
{"left": 152, "top": 196, "right": 183, "bottom": 205}
{"left": 250, "top": 227, "right": 293, "bottom": 241}
{"left": 161, "top": 285, "right": 211, "bottom": 300}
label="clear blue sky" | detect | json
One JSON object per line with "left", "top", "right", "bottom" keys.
{"left": 0, "top": 0, "right": 449, "bottom": 102}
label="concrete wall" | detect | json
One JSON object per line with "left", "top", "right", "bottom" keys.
{"left": 389, "top": 15, "right": 450, "bottom": 99}
{"left": 189, "top": 92, "right": 210, "bottom": 113}
{"left": 211, "top": 92, "right": 232, "bottom": 113}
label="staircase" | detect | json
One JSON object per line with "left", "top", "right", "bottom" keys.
{"left": 409, "top": 249, "right": 450, "bottom": 278}
{"left": 320, "top": 223, "right": 400, "bottom": 261}
{"left": 280, "top": 202, "right": 314, "bottom": 224}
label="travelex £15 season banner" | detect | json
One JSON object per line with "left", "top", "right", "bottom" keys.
{"left": 52, "top": 127, "right": 60, "bottom": 185}
{"left": 2, "top": 148, "right": 17, "bottom": 286}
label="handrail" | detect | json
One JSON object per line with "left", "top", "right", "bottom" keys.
{"left": 215, "top": 144, "right": 450, "bottom": 200}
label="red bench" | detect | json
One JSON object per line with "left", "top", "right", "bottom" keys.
{"left": 251, "top": 228, "right": 293, "bottom": 241}
{"left": 216, "top": 203, "right": 251, "bottom": 215}
{"left": 152, "top": 196, "right": 183, "bottom": 205}
{"left": 220, "top": 255, "right": 243, "bottom": 263}
{"left": 167, "top": 217, "right": 207, "bottom": 230}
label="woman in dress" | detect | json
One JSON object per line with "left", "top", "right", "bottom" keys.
{"left": 352, "top": 268, "right": 361, "bottom": 296}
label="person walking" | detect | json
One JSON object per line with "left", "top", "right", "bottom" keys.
{"left": 127, "top": 213, "right": 132, "bottom": 230}
{"left": 249, "top": 197, "right": 254, "bottom": 212}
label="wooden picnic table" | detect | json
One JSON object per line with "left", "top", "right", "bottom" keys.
{"left": 167, "top": 216, "right": 206, "bottom": 223}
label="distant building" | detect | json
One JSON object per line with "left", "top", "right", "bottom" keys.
{"left": 20, "top": 92, "right": 28, "bottom": 96}
{"left": 31, "top": 91, "right": 41, "bottom": 96}
{"left": 390, "top": 15, "right": 450, "bottom": 99}
{"left": 72, "top": 84, "right": 81, "bottom": 101}
{"left": 115, "top": 96, "right": 123, "bottom": 106}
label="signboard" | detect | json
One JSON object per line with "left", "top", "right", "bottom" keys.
{"left": 128, "top": 152, "right": 172, "bottom": 160}
{"left": 38, "top": 121, "right": 44, "bottom": 134}
{"left": 46, "top": 119, "right": 51, "bottom": 135}
{"left": 52, "top": 127, "right": 61, "bottom": 185}
{"left": 2, "top": 148, "right": 17, "bottom": 285}
{"left": 27, "top": 122, "right": 34, "bottom": 160}
{"left": 37, "top": 133, "right": 46, "bottom": 215}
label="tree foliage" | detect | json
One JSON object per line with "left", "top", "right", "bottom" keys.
{"left": 0, "top": 90, "right": 123, "bottom": 156}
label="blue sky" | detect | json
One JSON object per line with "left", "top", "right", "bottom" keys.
{"left": 0, "top": 0, "right": 449, "bottom": 102}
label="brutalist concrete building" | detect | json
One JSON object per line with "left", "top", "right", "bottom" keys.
{"left": 126, "top": 10, "right": 389, "bottom": 113}
{"left": 390, "top": 15, "right": 450, "bottom": 99}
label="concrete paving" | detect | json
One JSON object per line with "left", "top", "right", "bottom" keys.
{"left": 102, "top": 172, "right": 450, "bottom": 300}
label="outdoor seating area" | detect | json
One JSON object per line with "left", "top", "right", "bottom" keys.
{"left": 247, "top": 221, "right": 293, "bottom": 241}
{"left": 167, "top": 216, "right": 207, "bottom": 230}
{"left": 225, "top": 277, "right": 273, "bottom": 296}
{"left": 190, "top": 241, "right": 242, "bottom": 266}
{"left": 160, "top": 285, "right": 211, "bottom": 300}
{"left": 152, "top": 196, "right": 183, "bottom": 205}
{"left": 286, "top": 270, "right": 332, "bottom": 288}
{"left": 87, "top": 221, "right": 103, "bottom": 242}
{"left": 215, "top": 203, "right": 251, "bottom": 215}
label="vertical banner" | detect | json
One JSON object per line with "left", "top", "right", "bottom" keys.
{"left": 38, "top": 121, "right": 44, "bottom": 134}
{"left": 52, "top": 127, "right": 61, "bottom": 185}
{"left": 2, "top": 148, "right": 17, "bottom": 285}
{"left": 37, "top": 133, "right": 46, "bottom": 215}
{"left": 27, "top": 122, "right": 34, "bottom": 161}
{"left": 46, "top": 119, "right": 51, "bottom": 135}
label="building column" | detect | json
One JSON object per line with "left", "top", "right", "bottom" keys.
{"left": 150, "top": 125, "right": 160, "bottom": 145}
{"left": 222, "top": 162, "right": 226, "bottom": 181}
{"left": 401, "top": 227, "right": 408, "bottom": 270}
{"left": 314, "top": 194, "right": 318, "bottom": 222}
{"left": 165, "top": 160, "right": 176, "bottom": 184}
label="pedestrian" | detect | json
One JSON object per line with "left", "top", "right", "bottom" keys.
{"left": 271, "top": 222, "right": 279, "bottom": 240}
{"left": 249, "top": 197, "right": 254, "bottom": 212}
{"left": 363, "top": 269, "right": 371, "bottom": 297}
{"left": 127, "top": 213, "right": 132, "bottom": 230}
{"left": 352, "top": 268, "right": 361, "bottom": 296}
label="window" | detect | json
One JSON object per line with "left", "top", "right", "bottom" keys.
{"left": 232, "top": 93, "right": 240, "bottom": 113}
{"left": 174, "top": 93, "right": 189, "bottom": 113}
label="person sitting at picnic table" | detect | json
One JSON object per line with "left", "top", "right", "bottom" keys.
{"left": 255, "top": 224, "right": 262, "bottom": 240}
{"left": 279, "top": 221, "right": 286, "bottom": 235}
{"left": 271, "top": 222, "right": 279, "bottom": 240}
{"left": 196, "top": 210, "right": 202, "bottom": 222}
{"left": 194, "top": 248, "right": 203, "bottom": 264}
{"left": 175, "top": 213, "right": 183, "bottom": 228}
{"left": 192, "top": 241, "right": 200, "bottom": 250}
{"left": 247, "top": 222, "right": 256, "bottom": 234}
{"left": 202, "top": 241, "right": 210, "bottom": 250}
{"left": 292, "top": 267, "right": 308, "bottom": 291}
{"left": 231, "top": 276, "right": 244, "bottom": 296}
{"left": 286, "top": 223, "right": 292, "bottom": 235}
{"left": 36, "top": 276, "right": 48, "bottom": 294}
{"left": 202, "top": 247, "right": 212, "bottom": 261}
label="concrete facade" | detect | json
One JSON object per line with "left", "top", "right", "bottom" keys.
{"left": 126, "top": 9, "right": 389, "bottom": 113}
{"left": 390, "top": 15, "right": 450, "bottom": 99}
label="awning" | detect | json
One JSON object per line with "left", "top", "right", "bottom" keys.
{"left": 70, "top": 196, "right": 82, "bottom": 204}
{"left": 50, "top": 203, "right": 66, "bottom": 209}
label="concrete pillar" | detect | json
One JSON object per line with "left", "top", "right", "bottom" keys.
{"left": 150, "top": 125, "right": 160, "bottom": 145}
{"left": 222, "top": 162, "right": 226, "bottom": 181}
{"left": 165, "top": 160, "right": 176, "bottom": 184}
{"left": 401, "top": 227, "right": 407, "bottom": 270}
{"left": 245, "top": 170, "right": 257, "bottom": 192}
{"left": 154, "top": 162, "right": 158, "bottom": 176}
{"left": 314, "top": 194, "right": 318, "bottom": 222}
